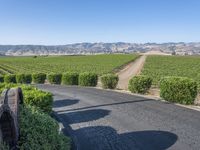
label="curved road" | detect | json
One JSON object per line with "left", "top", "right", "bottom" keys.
{"left": 37, "top": 84, "right": 200, "bottom": 150}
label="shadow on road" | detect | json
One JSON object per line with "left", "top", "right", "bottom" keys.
{"left": 53, "top": 98, "right": 80, "bottom": 108}
{"left": 58, "top": 109, "right": 110, "bottom": 124}
{"left": 53, "top": 108, "right": 111, "bottom": 149}
{"left": 72, "top": 126, "right": 178, "bottom": 150}
{"left": 53, "top": 102, "right": 178, "bottom": 150}
{"left": 56, "top": 99, "right": 153, "bottom": 113}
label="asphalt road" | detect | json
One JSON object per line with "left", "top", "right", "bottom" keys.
{"left": 37, "top": 84, "right": 200, "bottom": 150}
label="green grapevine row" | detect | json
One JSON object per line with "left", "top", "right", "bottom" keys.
{"left": 0, "top": 54, "right": 139, "bottom": 75}
{"left": 141, "top": 55, "right": 200, "bottom": 85}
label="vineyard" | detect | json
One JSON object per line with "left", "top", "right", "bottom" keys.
{"left": 141, "top": 55, "right": 200, "bottom": 85}
{"left": 0, "top": 54, "right": 138, "bottom": 75}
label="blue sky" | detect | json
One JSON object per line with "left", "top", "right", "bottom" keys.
{"left": 0, "top": 0, "right": 200, "bottom": 45}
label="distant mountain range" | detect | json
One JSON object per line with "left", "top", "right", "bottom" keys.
{"left": 0, "top": 42, "right": 200, "bottom": 56}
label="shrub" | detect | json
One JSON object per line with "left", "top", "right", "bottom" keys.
{"left": 160, "top": 77, "right": 197, "bottom": 105}
{"left": 47, "top": 73, "right": 62, "bottom": 84}
{"left": 0, "top": 84, "right": 52, "bottom": 113}
{"left": 79, "top": 72, "right": 98, "bottom": 86}
{"left": 0, "top": 83, "right": 35, "bottom": 93}
{"left": 19, "top": 105, "right": 71, "bottom": 150}
{"left": 0, "top": 75, "right": 4, "bottom": 83}
{"left": 0, "top": 142, "right": 9, "bottom": 150}
{"left": 23, "top": 88, "right": 53, "bottom": 113}
{"left": 128, "top": 75, "right": 152, "bottom": 94}
{"left": 32, "top": 73, "right": 46, "bottom": 84}
{"left": 101, "top": 74, "right": 119, "bottom": 89}
{"left": 0, "top": 83, "right": 15, "bottom": 93}
{"left": 4, "top": 74, "right": 16, "bottom": 83}
{"left": 16, "top": 74, "right": 32, "bottom": 84}
{"left": 20, "top": 84, "right": 35, "bottom": 91}
{"left": 0, "top": 84, "right": 71, "bottom": 149}
{"left": 62, "top": 72, "right": 79, "bottom": 85}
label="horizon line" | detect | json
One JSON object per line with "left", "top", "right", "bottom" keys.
{"left": 0, "top": 41, "right": 199, "bottom": 46}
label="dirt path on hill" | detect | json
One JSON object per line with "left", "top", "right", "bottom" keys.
{"left": 117, "top": 55, "right": 147, "bottom": 90}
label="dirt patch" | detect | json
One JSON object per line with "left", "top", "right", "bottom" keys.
{"left": 148, "top": 88, "right": 160, "bottom": 97}
{"left": 195, "top": 93, "right": 200, "bottom": 105}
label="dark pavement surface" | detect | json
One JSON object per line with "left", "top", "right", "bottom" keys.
{"left": 37, "top": 84, "right": 200, "bottom": 150}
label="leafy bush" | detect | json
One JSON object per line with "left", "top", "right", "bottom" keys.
{"left": 47, "top": 73, "right": 62, "bottom": 84}
{"left": 128, "top": 75, "right": 152, "bottom": 94}
{"left": 20, "top": 84, "right": 35, "bottom": 91}
{"left": 32, "top": 73, "right": 46, "bottom": 84}
{"left": 0, "top": 142, "right": 9, "bottom": 150}
{"left": 23, "top": 88, "right": 53, "bottom": 113}
{"left": 19, "top": 105, "right": 71, "bottom": 150}
{"left": 0, "top": 84, "right": 69, "bottom": 149}
{"left": 16, "top": 74, "right": 32, "bottom": 84}
{"left": 4, "top": 74, "right": 16, "bottom": 83}
{"left": 79, "top": 72, "right": 98, "bottom": 86}
{"left": 0, "top": 83, "right": 14, "bottom": 93}
{"left": 101, "top": 74, "right": 119, "bottom": 89}
{"left": 0, "top": 83, "right": 34, "bottom": 94}
{"left": 0, "top": 75, "right": 4, "bottom": 83}
{"left": 0, "top": 83, "right": 52, "bottom": 112}
{"left": 62, "top": 72, "right": 79, "bottom": 85}
{"left": 160, "top": 77, "right": 197, "bottom": 104}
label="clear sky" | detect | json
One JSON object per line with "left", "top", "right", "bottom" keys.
{"left": 0, "top": 0, "right": 200, "bottom": 45}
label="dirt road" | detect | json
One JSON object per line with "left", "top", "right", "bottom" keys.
{"left": 117, "top": 55, "right": 146, "bottom": 90}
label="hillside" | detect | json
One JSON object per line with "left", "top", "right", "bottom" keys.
{"left": 0, "top": 42, "right": 200, "bottom": 56}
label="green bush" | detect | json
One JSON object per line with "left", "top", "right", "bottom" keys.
{"left": 128, "top": 75, "right": 152, "bottom": 94}
{"left": 79, "top": 72, "right": 98, "bottom": 86}
{"left": 47, "top": 73, "right": 62, "bottom": 84}
{"left": 0, "top": 84, "right": 71, "bottom": 149}
{"left": 19, "top": 105, "right": 71, "bottom": 150}
{"left": 0, "top": 83, "right": 34, "bottom": 94}
{"left": 0, "top": 84, "right": 52, "bottom": 113}
{"left": 16, "top": 74, "right": 32, "bottom": 84}
{"left": 4, "top": 74, "right": 16, "bottom": 83}
{"left": 0, "top": 83, "right": 15, "bottom": 93}
{"left": 0, "top": 142, "right": 9, "bottom": 150}
{"left": 0, "top": 75, "right": 4, "bottom": 83}
{"left": 32, "top": 73, "right": 46, "bottom": 84}
{"left": 20, "top": 84, "right": 36, "bottom": 91}
{"left": 62, "top": 72, "right": 79, "bottom": 85}
{"left": 101, "top": 74, "right": 119, "bottom": 89}
{"left": 23, "top": 88, "right": 53, "bottom": 113}
{"left": 160, "top": 77, "right": 197, "bottom": 105}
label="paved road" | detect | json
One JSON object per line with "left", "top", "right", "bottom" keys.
{"left": 117, "top": 55, "right": 146, "bottom": 90}
{"left": 37, "top": 84, "right": 200, "bottom": 150}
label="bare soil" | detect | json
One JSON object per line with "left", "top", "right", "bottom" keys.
{"left": 117, "top": 55, "right": 147, "bottom": 90}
